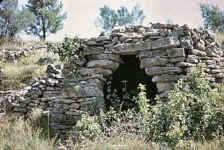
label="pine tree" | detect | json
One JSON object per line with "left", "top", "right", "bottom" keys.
{"left": 26, "top": 0, "right": 67, "bottom": 41}
{"left": 95, "top": 5, "right": 145, "bottom": 32}
{"left": 0, "top": 0, "right": 35, "bottom": 40}
{"left": 200, "top": 3, "right": 224, "bottom": 32}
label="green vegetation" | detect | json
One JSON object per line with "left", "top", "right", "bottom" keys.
{"left": 47, "top": 36, "right": 83, "bottom": 80}
{"left": 48, "top": 37, "right": 82, "bottom": 65}
{"left": 95, "top": 5, "right": 145, "bottom": 32}
{"left": 26, "top": 0, "right": 67, "bottom": 41}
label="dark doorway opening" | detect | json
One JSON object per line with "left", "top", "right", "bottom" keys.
{"left": 104, "top": 55, "right": 158, "bottom": 111}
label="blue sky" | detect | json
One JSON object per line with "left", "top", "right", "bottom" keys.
{"left": 20, "top": 0, "right": 224, "bottom": 41}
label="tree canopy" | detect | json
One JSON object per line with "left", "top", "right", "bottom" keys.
{"left": 0, "top": 0, "right": 35, "bottom": 40}
{"left": 96, "top": 5, "right": 145, "bottom": 32}
{"left": 26, "top": 0, "right": 67, "bottom": 41}
{"left": 200, "top": 3, "right": 224, "bottom": 32}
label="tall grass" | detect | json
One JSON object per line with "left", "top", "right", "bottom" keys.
{"left": 0, "top": 39, "right": 44, "bottom": 51}
{"left": 0, "top": 48, "right": 60, "bottom": 90}
{"left": 0, "top": 114, "right": 55, "bottom": 150}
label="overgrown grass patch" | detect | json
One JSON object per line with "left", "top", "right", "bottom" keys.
{"left": 0, "top": 49, "right": 60, "bottom": 90}
{"left": 68, "top": 136, "right": 155, "bottom": 150}
{"left": 0, "top": 114, "right": 55, "bottom": 150}
{"left": 0, "top": 39, "right": 44, "bottom": 51}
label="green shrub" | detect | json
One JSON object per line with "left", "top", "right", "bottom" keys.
{"left": 146, "top": 65, "right": 224, "bottom": 146}
{"left": 47, "top": 36, "right": 82, "bottom": 65}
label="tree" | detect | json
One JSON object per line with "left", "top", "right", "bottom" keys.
{"left": 200, "top": 3, "right": 224, "bottom": 33}
{"left": 96, "top": 5, "right": 145, "bottom": 32}
{"left": 26, "top": 0, "right": 67, "bottom": 41}
{"left": 0, "top": 0, "right": 35, "bottom": 40}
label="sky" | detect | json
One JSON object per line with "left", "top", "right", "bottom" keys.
{"left": 20, "top": 0, "right": 224, "bottom": 41}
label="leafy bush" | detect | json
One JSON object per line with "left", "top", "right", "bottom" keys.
{"left": 146, "top": 65, "right": 224, "bottom": 146}
{"left": 47, "top": 37, "right": 82, "bottom": 65}
{"left": 47, "top": 36, "right": 84, "bottom": 82}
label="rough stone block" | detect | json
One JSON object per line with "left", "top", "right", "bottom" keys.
{"left": 152, "top": 74, "right": 186, "bottom": 82}
{"left": 156, "top": 82, "right": 175, "bottom": 93}
{"left": 175, "top": 62, "right": 196, "bottom": 67}
{"left": 186, "top": 55, "right": 199, "bottom": 63}
{"left": 96, "top": 35, "right": 111, "bottom": 42}
{"left": 69, "top": 103, "right": 80, "bottom": 109}
{"left": 138, "top": 49, "right": 167, "bottom": 59}
{"left": 65, "top": 111, "right": 81, "bottom": 116}
{"left": 86, "top": 60, "right": 119, "bottom": 71}
{"left": 145, "top": 67, "right": 182, "bottom": 76}
{"left": 190, "top": 49, "right": 207, "bottom": 56}
{"left": 111, "top": 42, "right": 151, "bottom": 55}
{"left": 140, "top": 56, "right": 168, "bottom": 68}
{"left": 62, "top": 85, "right": 84, "bottom": 98}
{"left": 151, "top": 36, "right": 180, "bottom": 50}
{"left": 83, "top": 46, "right": 105, "bottom": 55}
{"left": 78, "top": 68, "right": 113, "bottom": 77}
{"left": 167, "top": 48, "right": 185, "bottom": 57}
{"left": 88, "top": 54, "right": 123, "bottom": 63}
{"left": 169, "top": 57, "right": 185, "bottom": 63}
{"left": 82, "top": 74, "right": 106, "bottom": 82}
{"left": 83, "top": 86, "right": 104, "bottom": 97}
{"left": 111, "top": 37, "right": 180, "bottom": 55}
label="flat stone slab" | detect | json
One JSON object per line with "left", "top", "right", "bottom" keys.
{"left": 86, "top": 60, "right": 119, "bottom": 71}
{"left": 83, "top": 46, "right": 105, "bottom": 55}
{"left": 151, "top": 36, "right": 180, "bottom": 50}
{"left": 167, "top": 48, "right": 185, "bottom": 58}
{"left": 156, "top": 82, "right": 175, "bottom": 93}
{"left": 78, "top": 68, "right": 113, "bottom": 77}
{"left": 140, "top": 56, "right": 168, "bottom": 68}
{"left": 88, "top": 54, "right": 123, "bottom": 63}
{"left": 145, "top": 67, "right": 183, "bottom": 76}
{"left": 152, "top": 74, "right": 186, "bottom": 82}
{"left": 111, "top": 37, "right": 180, "bottom": 55}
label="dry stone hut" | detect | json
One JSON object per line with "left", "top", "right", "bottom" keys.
{"left": 1, "top": 23, "right": 224, "bottom": 140}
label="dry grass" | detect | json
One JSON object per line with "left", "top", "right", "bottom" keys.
{"left": 0, "top": 114, "right": 55, "bottom": 150}
{"left": 67, "top": 136, "right": 224, "bottom": 150}
{"left": 0, "top": 39, "right": 45, "bottom": 51}
{"left": 0, "top": 113, "right": 223, "bottom": 150}
{"left": 0, "top": 48, "right": 60, "bottom": 90}
{"left": 68, "top": 136, "right": 156, "bottom": 150}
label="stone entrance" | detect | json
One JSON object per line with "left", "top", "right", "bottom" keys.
{"left": 104, "top": 55, "right": 158, "bottom": 110}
